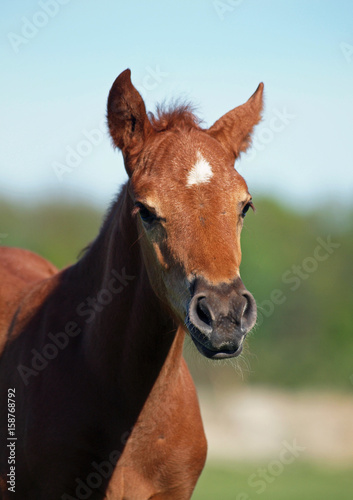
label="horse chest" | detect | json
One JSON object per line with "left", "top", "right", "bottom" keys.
{"left": 105, "top": 369, "right": 207, "bottom": 499}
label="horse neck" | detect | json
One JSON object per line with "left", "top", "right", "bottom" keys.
{"left": 69, "top": 183, "right": 182, "bottom": 394}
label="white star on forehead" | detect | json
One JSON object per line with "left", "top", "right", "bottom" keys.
{"left": 186, "top": 151, "right": 213, "bottom": 187}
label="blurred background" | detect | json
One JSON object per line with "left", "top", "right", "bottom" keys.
{"left": 1, "top": 1, "right": 352, "bottom": 498}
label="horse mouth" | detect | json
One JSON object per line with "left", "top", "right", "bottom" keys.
{"left": 186, "top": 323, "right": 243, "bottom": 359}
{"left": 192, "top": 335, "right": 243, "bottom": 359}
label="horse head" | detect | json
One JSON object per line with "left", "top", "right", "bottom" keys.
{"left": 107, "top": 69, "right": 263, "bottom": 359}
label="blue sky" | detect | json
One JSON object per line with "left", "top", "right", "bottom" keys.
{"left": 1, "top": 0, "right": 352, "bottom": 210}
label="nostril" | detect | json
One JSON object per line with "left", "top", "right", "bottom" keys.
{"left": 242, "top": 294, "right": 250, "bottom": 315}
{"left": 189, "top": 294, "right": 213, "bottom": 335}
{"left": 196, "top": 297, "right": 212, "bottom": 328}
{"left": 241, "top": 291, "right": 257, "bottom": 330}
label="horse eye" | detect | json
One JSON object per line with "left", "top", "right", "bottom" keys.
{"left": 241, "top": 202, "right": 253, "bottom": 218}
{"left": 135, "top": 203, "right": 157, "bottom": 224}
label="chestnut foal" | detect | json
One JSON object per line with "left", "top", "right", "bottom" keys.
{"left": 0, "top": 69, "right": 263, "bottom": 499}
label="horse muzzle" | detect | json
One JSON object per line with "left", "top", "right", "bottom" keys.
{"left": 186, "top": 277, "right": 257, "bottom": 359}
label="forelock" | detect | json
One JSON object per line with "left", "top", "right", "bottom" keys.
{"left": 149, "top": 101, "right": 202, "bottom": 132}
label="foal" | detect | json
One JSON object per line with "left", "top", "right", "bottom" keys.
{"left": 0, "top": 69, "right": 263, "bottom": 499}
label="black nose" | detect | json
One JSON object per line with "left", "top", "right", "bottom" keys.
{"left": 187, "top": 278, "right": 257, "bottom": 359}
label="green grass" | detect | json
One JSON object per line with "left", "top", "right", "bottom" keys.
{"left": 192, "top": 461, "right": 353, "bottom": 500}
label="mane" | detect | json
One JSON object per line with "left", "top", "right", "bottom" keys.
{"left": 76, "top": 185, "right": 126, "bottom": 262}
{"left": 149, "top": 101, "right": 202, "bottom": 132}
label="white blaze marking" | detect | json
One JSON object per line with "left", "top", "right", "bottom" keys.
{"left": 187, "top": 151, "right": 213, "bottom": 187}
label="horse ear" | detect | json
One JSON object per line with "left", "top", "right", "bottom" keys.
{"left": 207, "top": 83, "right": 264, "bottom": 159}
{"left": 107, "top": 69, "right": 153, "bottom": 174}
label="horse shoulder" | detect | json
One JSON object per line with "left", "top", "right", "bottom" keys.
{"left": 108, "top": 353, "right": 207, "bottom": 498}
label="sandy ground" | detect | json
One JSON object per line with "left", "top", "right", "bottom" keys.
{"left": 198, "top": 387, "right": 353, "bottom": 465}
